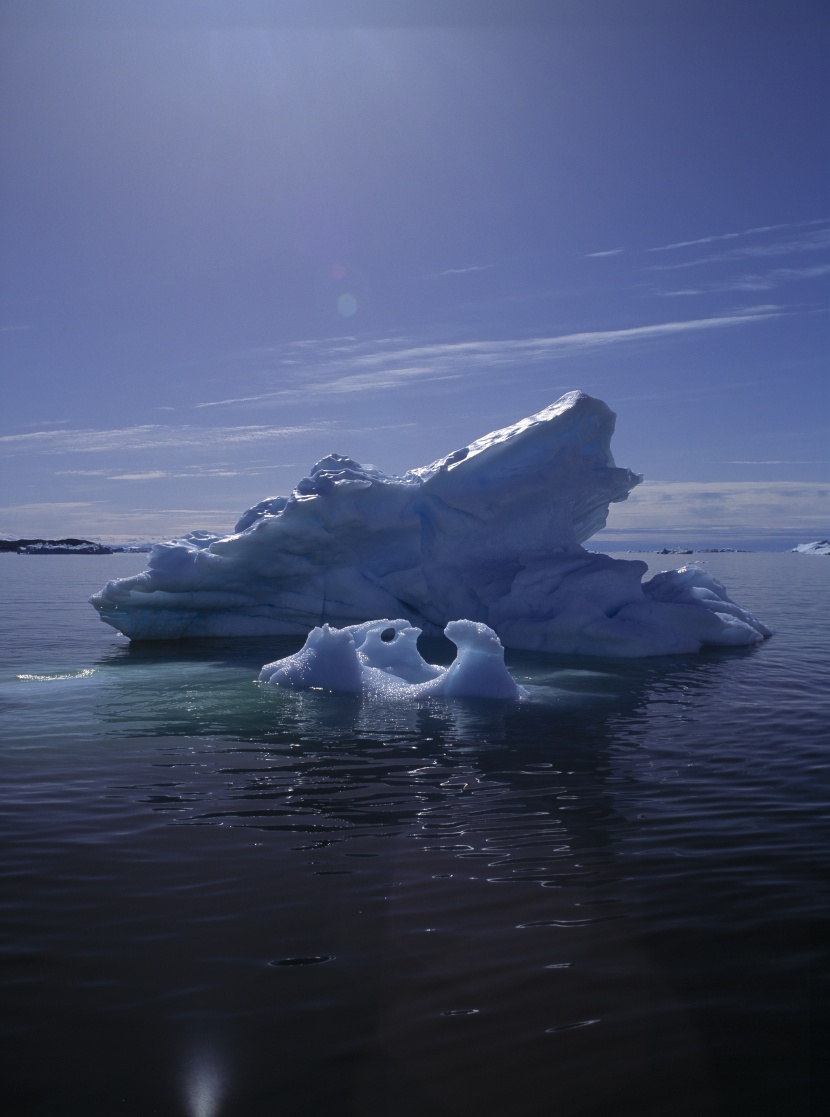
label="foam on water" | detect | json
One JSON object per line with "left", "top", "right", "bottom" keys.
{"left": 16, "top": 668, "right": 97, "bottom": 682}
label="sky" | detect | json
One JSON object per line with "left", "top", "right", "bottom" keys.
{"left": 1, "top": 0, "right": 828, "bottom": 549}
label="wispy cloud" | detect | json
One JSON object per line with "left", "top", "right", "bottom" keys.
{"left": 718, "top": 460, "right": 827, "bottom": 466}
{"left": 765, "top": 263, "right": 830, "bottom": 282}
{"left": 435, "top": 264, "right": 495, "bottom": 276}
{"left": 585, "top": 248, "right": 624, "bottom": 258}
{"left": 647, "top": 217, "right": 827, "bottom": 254}
{"left": 195, "top": 365, "right": 456, "bottom": 409}
{"left": 0, "top": 502, "right": 240, "bottom": 541}
{"left": 0, "top": 423, "right": 331, "bottom": 455}
{"left": 604, "top": 480, "right": 829, "bottom": 536}
{"left": 655, "top": 261, "right": 830, "bottom": 297}
{"left": 56, "top": 466, "right": 268, "bottom": 480}
{"left": 648, "top": 225, "right": 830, "bottom": 271}
{"left": 0, "top": 501, "right": 100, "bottom": 513}
{"left": 195, "top": 309, "right": 780, "bottom": 408}
{"left": 649, "top": 226, "right": 775, "bottom": 253}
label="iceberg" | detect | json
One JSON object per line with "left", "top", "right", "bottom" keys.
{"left": 259, "top": 618, "right": 527, "bottom": 701}
{"left": 91, "top": 391, "right": 771, "bottom": 656}
{"left": 790, "top": 540, "right": 830, "bottom": 555}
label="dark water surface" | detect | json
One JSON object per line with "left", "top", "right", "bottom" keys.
{"left": 1, "top": 553, "right": 828, "bottom": 1115}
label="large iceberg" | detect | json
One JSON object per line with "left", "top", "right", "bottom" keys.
{"left": 91, "top": 391, "right": 771, "bottom": 656}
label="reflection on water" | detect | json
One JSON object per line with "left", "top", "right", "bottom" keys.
{"left": 182, "top": 1046, "right": 227, "bottom": 1117}
{"left": 51, "top": 628, "right": 762, "bottom": 747}
{"left": 0, "top": 554, "right": 828, "bottom": 1114}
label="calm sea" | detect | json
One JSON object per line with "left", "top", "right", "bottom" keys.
{"left": 1, "top": 552, "right": 828, "bottom": 1116}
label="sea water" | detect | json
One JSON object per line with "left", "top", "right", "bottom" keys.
{"left": 0, "top": 552, "right": 827, "bottom": 1116}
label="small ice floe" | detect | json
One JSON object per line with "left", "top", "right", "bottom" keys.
{"left": 258, "top": 618, "right": 527, "bottom": 701}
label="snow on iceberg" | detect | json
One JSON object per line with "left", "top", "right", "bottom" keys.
{"left": 90, "top": 390, "right": 771, "bottom": 656}
{"left": 259, "top": 618, "right": 527, "bottom": 701}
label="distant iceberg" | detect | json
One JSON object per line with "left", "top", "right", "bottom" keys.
{"left": 259, "top": 618, "right": 527, "bottom": 701}
{"left": 790, "top": 540, "right": 830, "bottom": 555}
{"left": 91, "top": 391, "right": 770, "bottom": 656}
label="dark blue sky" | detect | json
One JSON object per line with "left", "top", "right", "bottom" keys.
{"left": 1, "top": 1, "right": 827, "bottom": 545}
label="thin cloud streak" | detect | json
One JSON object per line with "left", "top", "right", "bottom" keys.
{"left": 719, "top": 460, "right": 827, "bottom": 466}
{"left": 607, "top": 480, "right": 829, "bottom": 534}
{"left": 0, "top": 501, "right": 100, "bottom": 513}
{"left": 647, "top": 226, "right": 830, "bottom": 271}
{"left": 0, "top": 503, "right": 241, "bottom": 541}
{"left": 196, "top": 309, "right": 780, "bottom": 409}
{"left": 656, "top": 262, "right": 830, "bottom": 297}
{"left": 435, "top": 264, "right": 495, "bottom": 276}
{"left": 647, "top": 217, "right": 827, "bottom": 254}
{"left": 56, "top": 466, "right": 269, "bottom": 480}
{"left": 0, "top": 423, "right": 332, "bottom": 456}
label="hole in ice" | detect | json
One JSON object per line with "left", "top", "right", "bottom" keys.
{"left": 379, "top": 627, "right": 396, "bottom": 642}
{"left": 441, "top": 1009, "right": 480, "bottom": 1017}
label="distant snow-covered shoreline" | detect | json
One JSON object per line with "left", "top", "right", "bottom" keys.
{"left": 0, "top": 537, "right": 153, "bottom": 555}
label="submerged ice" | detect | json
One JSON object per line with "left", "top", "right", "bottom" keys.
{"left": 91, "top": 391, "right": 771, "bottom": 657}
{"left": 259, "top": 618, "right": 527, "bottom": 701}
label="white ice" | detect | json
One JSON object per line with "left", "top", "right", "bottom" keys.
{"left": 91, "top": 390, "right": 771, "bottom": 657}
{"left": 258, "top": 618, "right": 528, "bottom": 701}
{"left": 790, "top": 540, "right": 830, "bottom": 555}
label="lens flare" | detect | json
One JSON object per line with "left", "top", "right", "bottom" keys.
{"left": 337, "top": 292, "right": 358, "bottom": 317}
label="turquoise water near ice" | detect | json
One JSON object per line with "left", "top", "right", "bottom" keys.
{"left": 1, "top": 552, "right": 828, "bottom": 1115}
